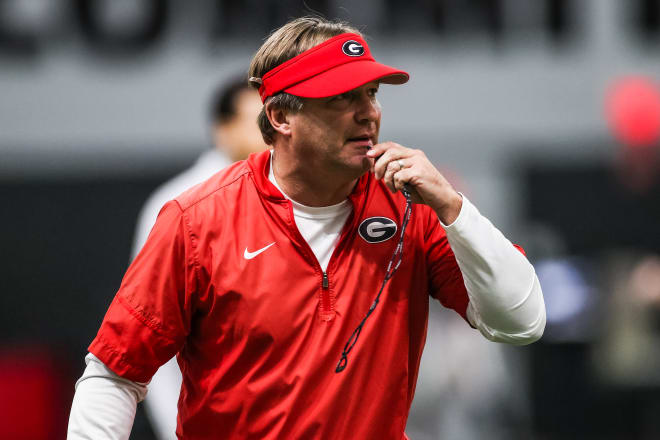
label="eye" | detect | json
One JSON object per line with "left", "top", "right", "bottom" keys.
{"left": 367, "top": 87, "right": 379, "bottom": 97}
{"left": 331, "top": 92, "right": 352, "bottom": 101}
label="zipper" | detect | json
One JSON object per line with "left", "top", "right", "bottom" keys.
{"left": 281, "top": 199, "right": 336, "bottom": 321}
{"left": 281, "top": 192, "right": 361, "bottom": 322}
{"left": 320, "top": 271, "right": 333, "bottom": 321}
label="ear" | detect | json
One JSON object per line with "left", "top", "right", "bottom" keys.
{"left": 264, "top": 101, "right": 292, "bottom": 138}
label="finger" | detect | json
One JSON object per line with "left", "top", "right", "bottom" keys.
{"left": 383, "top": 160, "right": 401, "bottom": 192}
{"left": 384, "top": 171, "right": 397, "bottom": 193}
{"left": 366, "top": 141, "right": 396, "bottom": 160}
{"left": 393, "top": 171, "right": 425, "bottom": 204}
{"left": 372, "top": 149, "right": 396, "bottom": 180}
{"left": 395, "top": 173, "right": 424, "bottom": 203}
{"left": 368, "top": 142, "right": 405, "bottom": 178}
{"left": 374, "top": 147, "right": 408, "bottom": 180}
{"left": 393, "top": 167, "right": 414, "bottom": 192}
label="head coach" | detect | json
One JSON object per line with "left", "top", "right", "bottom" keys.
{"left": 68, "top": 16, "right": 545, "bottom": 440}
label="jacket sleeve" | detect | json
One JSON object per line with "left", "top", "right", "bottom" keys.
{"left": 424, "top": 205, "right": 471, "bottom": 322}
{"left": 88, "top": 200, "right": 199, "bottom": 382}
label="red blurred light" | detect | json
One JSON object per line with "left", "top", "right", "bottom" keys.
{"left": 605, "top": 76, "right": 660, "bottom": 148}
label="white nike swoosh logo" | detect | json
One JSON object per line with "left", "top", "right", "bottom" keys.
{"left": 243, "top": 242, "right": 276, "bottom": 260}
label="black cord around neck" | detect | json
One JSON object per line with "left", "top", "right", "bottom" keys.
{"left": 335, "top": 186, "right": 413, "bottom": 373}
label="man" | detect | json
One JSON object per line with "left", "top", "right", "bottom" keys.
{"left": 131, "top": 77, "right": 265, "bottom": 440}
{"left": 68, "top": 16, "right": 545, "bottom": 440}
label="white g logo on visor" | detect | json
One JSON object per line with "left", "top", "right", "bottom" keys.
{"left": 342, "top": 40, "right": 365, "bottom": 57}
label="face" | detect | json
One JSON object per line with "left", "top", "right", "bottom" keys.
{"left": 287, "top": 81, "right": 381, "bottom": 178}
{"left": 214, "top": 88, "right": 266, "bottom": 161}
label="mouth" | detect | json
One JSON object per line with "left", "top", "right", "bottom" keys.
{"left": 345, "top": 135, "right": 374, "bottom": 148}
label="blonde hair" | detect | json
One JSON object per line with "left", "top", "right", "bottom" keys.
{"left": 248, "top": 16, "right": 362, "bottom": 145}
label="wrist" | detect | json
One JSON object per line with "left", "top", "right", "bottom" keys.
{"left": 433, "top": 191, "right": 463, "bottom": 225}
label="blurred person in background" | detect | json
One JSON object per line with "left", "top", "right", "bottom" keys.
{"left": 132, "top": 75, "right": 265, "bottom": 440}
{"left": 408, "top": 305, "right": 532, "bottom": 440}
{"left": 593, "top": 253, "right": 660, "bottom": 386}
{"left": 68, "top": 16, "right": 545, "bottom": 439}
{"left": 133, "top": 76, "right": 265, "bottom": 257}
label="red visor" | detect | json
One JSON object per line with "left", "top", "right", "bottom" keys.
{"left": 258, "top": 33, "right": 409, "bottom": 103}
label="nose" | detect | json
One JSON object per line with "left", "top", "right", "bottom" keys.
{"left": 354, "top": 92, "right": 380, "bottom": 124}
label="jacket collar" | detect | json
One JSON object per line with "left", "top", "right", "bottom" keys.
{"left": 246, "top": 149, "right": 371, "bottom": 205}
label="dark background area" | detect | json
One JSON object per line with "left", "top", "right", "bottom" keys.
{"left": 523, "top": 160, "right": 660, "bottom": 440}
{"left": 525, "top": 163, "right": 660, "bottom": 256}
{"left": 0, "top": 166, "right": 188, "bottom": 440}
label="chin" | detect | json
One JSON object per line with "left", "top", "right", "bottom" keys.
{"left": 346, "top": 157, "right": 372, "bottom": 177}
{"left": 361, "top": 156, "right": 374, "bottom": 171}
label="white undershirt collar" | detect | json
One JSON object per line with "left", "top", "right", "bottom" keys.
{"left": 268, "top": 150, "right": 351, "bottom": 219}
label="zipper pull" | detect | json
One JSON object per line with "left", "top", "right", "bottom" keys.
{"left": 322, "top": 272, "right": 329, "bottom": 289}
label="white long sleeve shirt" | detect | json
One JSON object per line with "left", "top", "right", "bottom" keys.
{"left": 442, "top": 196, "right": 545, "bottom": 343}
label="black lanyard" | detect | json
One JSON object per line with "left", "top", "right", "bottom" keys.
{"left": 335, "top": 187, "right": 413, "bottom": 373}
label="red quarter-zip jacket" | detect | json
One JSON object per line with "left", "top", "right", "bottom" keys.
{"left": 89, "top": 149, "right": 469, "bottom": 439}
